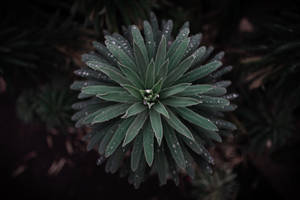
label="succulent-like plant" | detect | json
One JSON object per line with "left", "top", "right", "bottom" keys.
{"left": 71, "top": 13, "right": 237, "bottom": 188}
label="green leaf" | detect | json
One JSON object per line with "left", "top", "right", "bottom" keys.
{"left": 179, "top": 61, "right": 222, "bottom": 83}
{"left": 131, "top": 25, "right": 149, "bottom": 64}
{"left": 157, "top": 59, "right": 169, "bottom": 79}
{"left": 143, "top": 121, "right": 154, "bottom": 166}
{"left": 165, "top": 55, "right": 195, "bottom": 86}
{"left": 204, "top": 87, "right": 227, "bottom": 96}
{"left": 118, "top": 62, "right": 144, "bottom": 88}
{"left": 184, "top": 33, "right": 202, "bottom": 57}
{"left": 70, "top": 80, "right": 101, "bottom": 91}
{"left": 211, "top": 119, "right": 237, "bottom": 130}
{"left": 96, "top": 91, "right": 138, "bottom": 103}
{"left": 106, "top": 147, "right": 125, "bottom": 174}
{"left": 155, "top": 36, "right": 167, "bottom": 74}
{"left": 86, "top": 60, "right": 129, "bottom": 85}
{"left": 168, "top": 37, "right": 190, "bottom": 71}
{"left": 132, "top": 157, "right": 146, "bottom": 189}
{"left": 82, "top": 85, "right": 124, "bottom": 95}
{"left": 196, "top": 127, "right": 222, "bottom": 142}
{"left": 180, "top": 134, "right": 214, "bottom": 164}
{"left": 164, "top": 109, "right": 194, "bottom": 141}
{"left": 161, "top": 20, "right": 173, "bottom": 42}
{"left": 152, "top": 78, "right": 163, "bottom": 94}
{"left": 190, "top": 46, "right": 206, "bottom": 67}
{"left": 174, "top": 107, "right": 218, "bottom": 131}
{"left": 177, "top": 84, "right": 214, "bottom": 96}
{"left": 105, "top": 37, "right": 137, "bottom": 70}
{"left": 181, "top": 146, "right": 195, "bottom": 179}
{"left": 198, "top": 95, "right": 230, "bottom": 106}
{"left": 87, "top": 126, "right": 109, "bottom": 151}
{"left": 145, "top": 59, "right": 155, "bottom": 88}
{"left": 155, "top": 146, "right": 168, "bottom": 185}
{"left": 123, "top": 111, "right": 148, "bottom": 146}
{"left": 160, "top": 83, "right": 191, "bottom": 98}
{"left": 105, "top": 117, "right": 134, "bottom": 157}
{"left": 143, "top": 20, "right": 155, "bottom": 59}
{"left": 121, "top": 84, "right": 142, "bottom": 99}
{"left": 164, "top": 125, "right": 186, "bottom": 169}
{"left": 149, "top": 109, "right": 163, "bottom": 145}
{"left": 122, "top": 103, "right": 147, "bottom": 118}
{"left": 167, "top": 27, "right": 190, "bottom": 58}
{"left": 98, "top": 125, "right": 117, "bottom": 154}
{"left": 112, "top": 33, "right": 133, "bottom": 57}
{"left": 92, "top": 41, "right": 118, "bottom": 64}
{"left": 133, "top": 42, "right": 147, "bottom": 78}
{"left": 150, "top": 12, "right": 160, "bottom": 44}
{"left": 153, "top": 101, "right": 169, "bottom": 119}
{"left": 92, "top": 104, "right": 130, "bottom": 124}
{"left": 131, "top": 133, "right": 144, "bottom": 171}
{"left": 162, "top": 96, "right": 200, "bottom": 107}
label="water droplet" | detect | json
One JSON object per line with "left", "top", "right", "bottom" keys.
{"left": 96, "top": 156, "right": 105, "bottom": 166}
{"left": 172, "top": 144, "right": 176, "bottom": 148}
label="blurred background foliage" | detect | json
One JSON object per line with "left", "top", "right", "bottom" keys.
{"left": 1, "top": 0, "right": 299, "bottom": 199}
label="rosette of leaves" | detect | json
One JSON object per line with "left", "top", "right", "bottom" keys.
{"left": 191, "top": 167, "right": 238, "bottom": 200}
{"left": 71, "top": 13, "right": 237, "bottom": 188}
{"left": 17, "top": 79, "right": 77, "bottom": 130}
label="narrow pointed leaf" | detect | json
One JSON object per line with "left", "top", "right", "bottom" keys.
{"left": 105, "top": 37, "right": 136, "bottom": 70}
{"left": 121, "top": 84, "right": 142, "bottom": 99}
{"left": 92, "top": 104, "right": 130, "bottom": 124}
{"left": 168, "top": 38, "right": 190, "bottom": 71}
{"left": 167, "top": 28, "right": 190, "bottom": 57}
{"left": 143, "top": 20, "right": 155, "bottom": 58}
{"left": 86, "top": 60, "right": 129, "bottom": 85}
{"left": 133, "top": 42, "right": 147, "bottom": 77}
{"left": 82, "top": 85, "right": 124, "bottom": 95}
{"left": 175, "top": 107, "right": 218, "bottom": 131}
{"left": 98, "top": 125, "right": 117, "bottom": 154}
{"left": 105, "top": 118, "right": 134, "bottom": 157}
{"left": 157, "top": 59, "right": 169, "bottom": 79}
{"left": 166, "top": 55, "right": 195, "bottom": 86}
{"left": 118, "top": 62, "right": 144, "bottom": 88}
{"left": 164, "top": 125, "right": 186, "bottom": 169}
{"left": 152, "top": 78, "right": 163, "bottom": 94}
{"left": 155, "top": 36, "right": 167, "bottom": 73}
{"left": 162, "top": 96, "right": 200, "bottom": 107}
{"left": 122, "top": 103, "right": 146, "bottom": 118}
{"left": 123, "top": 111, "right": 148, "bottom": 146}
{"left": 177, "top": 84, "right": 214, "bottom": 96}
{"left": 131, "top": 25, "right": 149, "bottom": 64}
{"left": 149, "top": 109, "right": 163, "bottom": 145}
{"left": 153, "top": 101, "right": 169, "bottom": 119}
{"left": 87, "top": 126, "right": 109, "bottom": 151}
{"left": 145, "top": 59, "right": 155, "bottom": 88}
{"left": 160, "top": 83, "right": 191, "bottom": 98}
{"left": 184, "top": 33, "right": 202, "bottom": 57}
{"left": 96, "top": 91, "right": 138, "bottom": 103}
{"left": 131, "top": 133, "right": 143, "bottom": 171}
{"left": 164, "top": 109, "right": 195, "bottom": 141}
{"left": 179, "top": 61, "right": 222, "bottom": 83}
{"left": 143, "top": 121, "right": 154, "bottom": 166}
{"left": 161, "top": 20, "right": 173, "bottom": 42}
{"left": 155, "top": 146, "right": 168, "bottom": 185}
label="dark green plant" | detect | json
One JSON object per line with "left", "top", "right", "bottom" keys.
{"left": 237, "top": 8, "right": 300, "bottom": 153}
{"left": 71, "top": 13, "right": 237, "bottom": 188}
{"left": 191, "top": 166, "right": 238, "bottom": 200}
{"left": 17, "top": 79, "right": 77, "bottom": 130}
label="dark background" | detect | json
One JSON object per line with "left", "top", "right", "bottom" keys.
{"left": 1, "top": 0, "right": 300, "bottom": 199}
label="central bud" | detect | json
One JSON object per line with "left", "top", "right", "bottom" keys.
{"left": 140, "top": 89, "right": 159, "bottom": 109}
